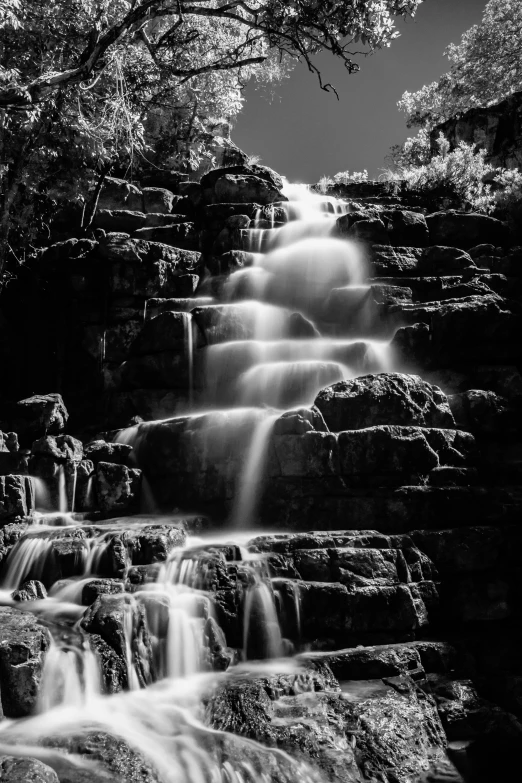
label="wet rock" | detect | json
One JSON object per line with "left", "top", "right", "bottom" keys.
{"left": 94, "top": 462, "right": 141, "bottom": 515}
{"left": 12, "top": 579, "right": 47, "bottom": 602}
{"left": 88, "top": 633, "right": 126, "bottom": 694}
{"left": 305, "top": 642, "right": 424, "bottom": 681}
{"left": 1, "top": 394, "right": 68, "bottom": 442}
{"left": 145, "top": 296, "right": 213, "bottom": 318}
{"left": 314, "top": 373, "right": 455, "bottom": 432}
{"left": 134, "top": 222, "right": 199, "bottom": 250}
{"left": 84, "top": 440, "right": 133, "bottom": 467}
{"left": 0, "top": 475, "right": 35, "bottom": 521}
{"left": 81, "top": 594, "right": 152, "bottom": 686}
{"left": 0, "top": 522, "right": 28, "bottom": 568}
{"left": 129, "top": 311, "right": 190, "bottom": 356}
{"left": 125, "top": 524, "right": 186, "bottom": 565}
{"left": 44, "top": 730, "right": 159, "bottom": 783}
{"left": 0, "top": 606, "right": 51, "bottom": 717}
{"left": 192, "top": 304, "right": 317, "bottom": 345}
{"left": 426, "top": 211, "right": 508, "bottom": 249}
{"left": 0, "top": 757, "right": 59, "bottom": 783}
{"left": 214, "top": 249, "right": 256, "bottom": 274}
{"left": 98, "top": 177, "right": 143, "bottom": 211}
{"left": 31, "top": 435, "right": 83, "bottom": 463}
{"left": 81, "top": 578, "right": 124, "bottom": 606}
{"left": 351, "top": 678, "right": 447, "bottom": 783}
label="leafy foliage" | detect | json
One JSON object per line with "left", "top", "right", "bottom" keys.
{"left": 382, "top": 134, "right": 496, "bottom": 209}
{"left": 397, "top": 0, "right": 522, "bottom": 129}
{"left": 0, "top": 1, "right": 422, "bottom": 284}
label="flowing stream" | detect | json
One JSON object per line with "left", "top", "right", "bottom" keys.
{"left": 0, "top": 183, "right": 395, "bottom": 781}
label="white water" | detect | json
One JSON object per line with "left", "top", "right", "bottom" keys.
{"left": 0, "top": 182, "right": 398, "bottom": 781}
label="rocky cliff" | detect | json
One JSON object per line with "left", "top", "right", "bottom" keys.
{"left": 431, "top": 89, "right": 522, "bottom": 169}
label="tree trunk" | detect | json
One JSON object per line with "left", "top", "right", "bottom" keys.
{"left": 81, "top": 162, "right": 112, "bottom": 233}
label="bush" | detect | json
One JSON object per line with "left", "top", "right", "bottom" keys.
{"left": 333, "top": 169, "right": 369, "bottom": 184}
{"left": 382, "top": 134, "right": 496, "bottom": 210}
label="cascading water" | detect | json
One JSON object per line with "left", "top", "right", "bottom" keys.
{"left": 0, "top": 182, "right": 396, "bottom": 781}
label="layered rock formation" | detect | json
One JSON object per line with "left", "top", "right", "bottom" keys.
{"left": 0, "top": 165, "right": 521, "bottom": 783}
{"left": 431, "top": 89, "right": 522, "bottom": 169}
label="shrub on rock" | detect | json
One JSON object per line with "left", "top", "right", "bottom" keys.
{"left": 314, "top": 373, "right": 455, "bottom": 432}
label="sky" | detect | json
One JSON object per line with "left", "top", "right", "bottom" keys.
{"left": 232, "top": 0, "right": 488, "bottom": 182}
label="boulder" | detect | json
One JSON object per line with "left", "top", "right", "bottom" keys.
{"left": 371, "top": 246, "right": 423, "bottom": 276}
{"left": 31, "top": 435, "right": 83, "bottom": 463}
{"left": 1, "top": 394, "right": 68, "bottom": 441}
{"left": 409, "top": 527, "right": 505, "bottom": 576}
{"left": 213, "top": 174, "right": 285, "bottom": 205}
{"left": 0, "top": 607, "right": 51, "bottom": 717}
{"left": 81, "top": 595, "right": 152, "bottom": 686}
{"left": 94, "top": 462, "right": 141, "bottom": 515}
{"left": 43, "top": 730, "right": 160, "bottom": 783}
{"left": 89, "top": 634, "right": 127, "bottom": 694}
{"left": 314, "top": 373, "right": 455, "bottom": 432}
{"left": 134, "top": 223, "right": 199, "bottom": 250}
{"left": 192, "top": 304, "right": 317, "bottom": 345}
{"left": 98, "top": 233, "right": 201, "bottom": 297}
{"left": 141, "top": 187, "right": 176, "bottom": 214}
{"left": 125, "top": 524, "right": 186, "bottom": 565}
{"left": 201, "top": 163, "right": 284, "bottom": 193}
{"left": 426, "top": 211, "right": 508, "bottom": 249}
{"left": 129, "top": 311, "right": 191, "bottom": 356}
{"left": 81, "top": 578, "right": 124, "bottom": 606}
{"left": 306, "top": 642, "right": 424, "bottom": 680}
{"left": 12, "top": 579, "right": 47, "bottom": 602}
{"left": 93, "top": 209, "right": 147, "bottom": 233}
{"left": 384, "top": 209, "right": 430, "bottom": 248}
{"left": 391, "top": 322, "right": 432, "bottom": 366}
{"left": 0, "top": 475, "right": 35, "bottom": 521}
{"left": 98, "top": 177, "right": 142, "bottom": 211}
{"left": 418, "top": 246, "right": 476, "bottom": 275}
{"left": 338, "top": 426, "right": 439, "bottom": 479}
{"left": 120, "top": 352, "right": 189, "bottom": 390}
{"left": 448, "top": 389, "right": 515, "bottom": 434}
{"left": 84, "top": 440, "right": 133, "bottom": 467}
{"left": 299, "top": 581, "right": 422, "bottom": 640}
{"left": 336, "top": 212, "right": 390, "bottom": 244}
{"left": 0, "top": 757, "right": 59, "bottom": 783}
{"left": 431, "top": 297, "right": 522, "bottom": 364}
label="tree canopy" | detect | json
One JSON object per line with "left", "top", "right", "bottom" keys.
{"left": 0, "top": 0, "right": 421, "bottom": 283}
{"left": 398, "top": 0, "right": 522, "bottom": 129}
